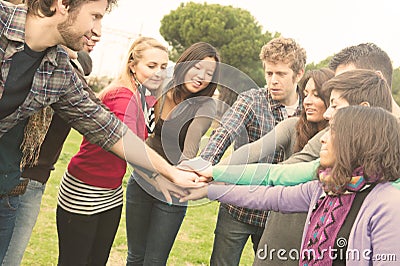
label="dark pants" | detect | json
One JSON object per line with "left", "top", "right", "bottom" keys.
{"left": 253, "top": 212, "right": 307, "bottom": 265}
{"left": 210, "top": 204, "right": 264, "bottom": 266}
{"left": 56, "top": 205, "right": 122, "bottom": 266}
{"left": 125, "top": 177, "right": 186, "bottom": 266}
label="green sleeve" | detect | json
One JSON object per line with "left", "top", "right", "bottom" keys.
{"left": 392, "top": 179, "right": 400, "bottom": 190}
{"left": 213, "top": 159, "right": 320, "bottom": 186}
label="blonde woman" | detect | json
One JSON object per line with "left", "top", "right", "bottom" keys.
{"left": 56, "top": 37, "right": 168, "bottom": 265}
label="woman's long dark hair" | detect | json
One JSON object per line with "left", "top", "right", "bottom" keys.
{"left": 170, "top": 42, "right": 220, "bottom": 104}
{"left": 293, "top": 68, "right": 334, "bottom": 152}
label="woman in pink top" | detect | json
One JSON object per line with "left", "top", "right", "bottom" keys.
{"left": 56, "top": 37, "right": 169, "bottom": 265}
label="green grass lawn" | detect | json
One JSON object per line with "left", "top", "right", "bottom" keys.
{"left": 21, "top": 129, "right": 254, "bottom": 265}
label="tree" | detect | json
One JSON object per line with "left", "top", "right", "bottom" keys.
{"left": 392, "top": 67, "right": 400, "bottom": 105}
{"left": 305, "top": 56, "right": 332, "bottom": 72}
{"left": 160, "top": 2, "right": 278, "bottom": 107}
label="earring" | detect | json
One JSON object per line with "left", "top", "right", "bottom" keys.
{"left": 132, "top": 73, "right": 142, "bottom": 88}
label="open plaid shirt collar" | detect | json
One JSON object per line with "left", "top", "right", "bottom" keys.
{"left": 0, "top": 3, "right": 127, "bottom": 149}
{"left": 0, "top": 4, "right": 59, "bottom": 95}
{"left": 1, "top": 3, "right": 26, "bottom": 42}
{"left": 225, "top": 89, "right": 302, "bottom": 227}
{"left": 1, "top": 4, "right": 58, "bottom": 64}
{"left": 202, "top": 86, "right": 303, "bottom": 227}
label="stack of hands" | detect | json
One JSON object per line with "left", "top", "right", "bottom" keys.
{"left": 138, "top": 157, "right": 215, "bottom": 204}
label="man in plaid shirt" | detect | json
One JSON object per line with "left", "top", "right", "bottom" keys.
{"left": 200, "top": 37, "right": 307, "bottom": 265}
{"left": 0, "top": 1, "right": 197, "bottom": 262}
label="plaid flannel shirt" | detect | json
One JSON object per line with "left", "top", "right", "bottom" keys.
{"left": 0, "top": 3, "right": 127, "bottom": 149}
{"left": 200, "top": 87, "right": 302, "bottom": 227}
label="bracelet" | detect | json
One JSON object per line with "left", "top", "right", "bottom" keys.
{"left": 151, "top": 172, "right": 160, "bottom": 179}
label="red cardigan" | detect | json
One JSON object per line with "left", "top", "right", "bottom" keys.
{"left": 68, "top": 87, "right": 150, "bottom": 188}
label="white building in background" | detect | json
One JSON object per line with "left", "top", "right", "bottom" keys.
{"left": 90, "top": 27, "right": 139, "bottom": 78}
{"left": 90, "top": 28, "right": 176, "bottom": 80}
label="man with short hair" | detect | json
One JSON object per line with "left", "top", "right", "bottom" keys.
{"left": 0, "top": 1, "right": 196, "bottom": 262}
{"left": 199, "top": 37, "right": 306, "bottom": 265}
{"left": 2, "top": 2, "right": 101, "bottom": 262}
{"left": 2, "top": 46, "right": 98, "bottom": 266}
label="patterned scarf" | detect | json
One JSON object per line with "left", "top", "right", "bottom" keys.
{"left": 134, "top": 76, "right": 156, "bottom": 134}
{"left": 300, "top": 167, "right": 377, "bottom": 265}
{"left": 318, "top": 166, "right": 372, "bottom": 194}
{"left": 20, "top": 106, "right": 53, "bottom": 168}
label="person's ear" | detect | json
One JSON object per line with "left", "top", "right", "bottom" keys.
{"left": 295, "top": 69, "right": 305, "bottom": 83}
{"left": 359, "top": 101, "right": 371, "bottom": 107}
{"left": 56, "top": 0, "right": 69, "bottom": 15}
{"left": 375, "top": 70, "right": 384, "bottom": 80}
{"left": 129, "top": 65, "right": 136, "bottom": 74}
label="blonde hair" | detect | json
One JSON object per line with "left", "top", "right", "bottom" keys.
{"left": 259, "top": 37, "right": 306, "bottom": 75}
{"left": 99, "top": 37, "right": 168, "bottom": 99}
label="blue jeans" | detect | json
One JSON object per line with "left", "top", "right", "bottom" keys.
{"left": 3, "top": 179, "right": 46, "bottom": 265}
{"left": 125, "top": 176, "right": 186, "bottom": 266}
{"left": 0, "top": 195, "right": 19, "bottom": 264}
{"left": 210, "top": 204, "right": 264, "bottom": 266}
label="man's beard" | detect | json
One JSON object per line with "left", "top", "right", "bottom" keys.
{"left": 57, "top": 13, "right": 85, "bottom": 51}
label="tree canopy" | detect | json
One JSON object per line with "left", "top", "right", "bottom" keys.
{"left": 391, "top": 67, "right": 400, "bottom": 104}
{"left": 160, "top": 2, "right": 400, "bottom": 106}
{"left": 305, "top": 56, "right": 332, "bottom": 72}
{"left": 160, "top": 2, "right": 278, "bottom": 88}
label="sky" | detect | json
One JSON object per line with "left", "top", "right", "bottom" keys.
{"left": 90, "top": 0, "right": 400, "bottom": 77}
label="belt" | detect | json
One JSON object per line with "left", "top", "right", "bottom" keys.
{"left": 0, "top": 178, "right": 29, "bottom": 199}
